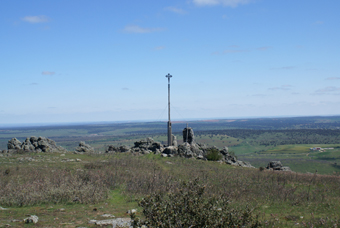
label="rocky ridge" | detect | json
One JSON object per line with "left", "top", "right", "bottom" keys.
{"left": 6, "top": 137, "right": 66, "bottom": 153}
{"left": 105, "top": 127, "right": 255, "bottom": 168}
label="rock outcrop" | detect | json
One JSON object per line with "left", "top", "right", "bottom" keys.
{"left": 172, "top": 134, "right": 178, "bottom": 147}
{"left": 73, "top": 127, "right": 254, "bottom": 169}
{"left": 162, "top": 127, "right": 254, "bottom": 168}
{"left": 74, "top": 141, "right": 95, "bottom": 153}
{"left": 131, "top": 137, "right": 163, "bottom": 154}
{"left": 7, "top": 137, "right": 66, "bottom": 153}
{"left": 183, "top": 127, "right": 195, "bottom": 144}
{"left": 266, "top": 161, "right": 291, "bottom": 171}
{"left": 7, "top": 138, "right": 22, "bottom": 150}
{"left": 105, "top": 145, "right": 130, "bottom": 154}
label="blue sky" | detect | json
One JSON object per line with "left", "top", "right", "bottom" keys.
{"left": 1, "top": 0, "right": 340, "bottom": 124}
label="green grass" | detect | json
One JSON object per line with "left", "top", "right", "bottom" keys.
{"left": 1, "top": 152, "right": 340, "bottom": 227}
{"left": 261, "top": 144, "right": 340, "bottom": 155}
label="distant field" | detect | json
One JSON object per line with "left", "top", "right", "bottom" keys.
{"left": 1, "top": 116, "right": 340, "bottom": 175}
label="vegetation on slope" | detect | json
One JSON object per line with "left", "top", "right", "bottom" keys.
{"left": 1, "top": 152, "right": 340, "bottom": 227}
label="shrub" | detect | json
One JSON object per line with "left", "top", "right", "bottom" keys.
{"left": 131, "top": 179, "right": 259, "bottom": 228}
{"left": 206, "top": 148, "right": 222, "bottom": 161}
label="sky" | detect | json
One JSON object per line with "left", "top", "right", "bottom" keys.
{"left": 1, "top": 0, "right": 340, "bottom": 125}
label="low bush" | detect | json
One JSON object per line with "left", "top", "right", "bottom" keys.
{"left": 206, "top": 148, "right": 222, "bottom": 161}
{"left": 131, "top": 178, "right": 260, "bottom": 228}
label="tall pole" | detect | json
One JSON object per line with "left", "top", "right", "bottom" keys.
{"left": 166, "top": 73, "right": 172, "bottom": 146}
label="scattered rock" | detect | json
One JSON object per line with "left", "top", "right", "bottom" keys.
{"left": 131, "top": 137, "right": 164, "bottom": 154}
{"left": 266, "top": 161, "right": 291, "bottom": 171}
{"left": 74, "top": 141, "right": 94, "bottom": 153}
{"left": 281, "top": 166, "right": 292, "bottom": 171}
{"left": 24, "top": 215, "right": 38, "bottom": 224}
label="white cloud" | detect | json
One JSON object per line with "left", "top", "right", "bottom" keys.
{"left": 326, "top": 77, "right": 340, "bottom": 80}
{"left": 123, "top": 25, "right": 163, "bottom": 34}
{"left": 257, "top": 46, "right": 272, "bottom": 51}
{"left": 42, "top": 71, "right": 55, "bottom": 75}
{"left": 165, "top": 7, "right": 186, "bottom": 14}
{"left": 22, "top": 15, "right": 49, "bottom": 23}
{"left": 155, "top": 46, "right": 165, "bottom": 50}
{"left": 314, "top": 86, "right": 340, "bottom": 95}
{"left": 193, "top": 0, "right": 252, "bottom": 7}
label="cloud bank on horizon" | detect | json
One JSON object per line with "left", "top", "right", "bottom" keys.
{"left": 0, "top": 0, "right": 339, "bottom": 124}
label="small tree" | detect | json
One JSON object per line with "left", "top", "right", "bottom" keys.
{"left": 131, "top": 179, "right": 259, "bottom": 227}
{"left": 206, "top": 148, "right": 222, "bottom": 161}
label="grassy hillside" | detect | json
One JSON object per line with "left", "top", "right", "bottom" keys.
{"left": 1, "top": 152, "right": 339, "bottom": 227}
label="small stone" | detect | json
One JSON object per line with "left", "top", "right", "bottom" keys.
{"left": 24, "top": 215, "right": 38, "bottom": 224}
{"left": 101, "top": 214, "right": 115, "bottom": 218}
{"left": 127, "top": 209, "right": 137, "bottom": 214}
